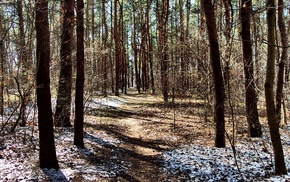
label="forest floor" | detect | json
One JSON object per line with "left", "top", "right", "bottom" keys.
{"left": 0, "top": 90, "right": 290, "bottom": 181}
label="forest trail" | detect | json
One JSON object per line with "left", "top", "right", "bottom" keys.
{"left": 82, "top": 91, "right": 210, "bottom": 181}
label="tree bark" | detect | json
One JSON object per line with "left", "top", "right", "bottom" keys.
{"left": 241, "top": 0, "right": 262, "bottom": 137}
{"left": 0, "top": 14, "right": 5, "bottom": 116}
{"left": 17, "top": 0, "right": 30, "bottom": 127}
{"left": 140, "top": 11, "right": 148, "bottom": 91}
{"left": 35, "top": 0, "right": 59, "bottom": 169}
{"left": 148, "top": 35, "right": 155, "bottom": 94}
{"left": 202, "top": 0, "right": 226, "bottom": 148}
{"left": 110, "top": 0, "right": 115, "bottom": 94}
{"left": 74, "top": 0, "right": 85, "bottom": 149}
{"left": 276, "top": 0, "right": 288, "bottom": 125}
{"left": 179, "top": 0, "right": 187, "bottom": 94}
{"left": 265, "top": 0, "right": 287, "bottom": 174}
{"left": 156, "top": 0, "right": 169, "bottom": 102}
{"left": 133, "top": 8, "right": 140, "bottom": 93}
{"left": 114, "top": 0, "right": 120, "bottom": 96}
{"left": 102, "top": 0, "right": 108, "bottom": 97}
{"left": 55, "top": 0, "right": 74, "bottom": 127}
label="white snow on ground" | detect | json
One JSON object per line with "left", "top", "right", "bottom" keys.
{"left": 0, "top": 127, "right": 130, "bottom": 181}
{"left": 162, "top": 129, "right": 290, "bottom": 181}
{"left": 87, "top": 97, "right": 128, "bottom": 109}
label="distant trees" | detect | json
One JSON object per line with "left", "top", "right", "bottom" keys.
{"left": 35, "top": 0, "right": 59, "bottom": 169}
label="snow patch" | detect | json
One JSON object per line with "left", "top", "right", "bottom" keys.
{"left": 162, "top": 137, "right": 290, "bottom": 181}
{"left": 88, "top": 97, "right": 127, "bottom": 109}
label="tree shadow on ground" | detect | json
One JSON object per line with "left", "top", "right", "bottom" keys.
{"left": 85, "top": 107, "right": 135, "bottom": 119}
{"left": 85, "top": 103, "right": 170, "bottom": 122}
{"left": 77, "top": 132, "right": 170, "bottom": 181}
{"left": 42, "top": 168, "right": 68, "bottom": 182}
{"left": 84, "top": 132, "right": 162, "bottom": 165}
{"left": 86, "top": 123, "right": 170, "bottom": 151}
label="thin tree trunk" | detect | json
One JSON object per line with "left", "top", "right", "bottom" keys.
{"left": 90, "top": 0, "right": 95, "bottom": 91}
{"left": 119, "top": 2, "right": 127, "bottom": 94}
{"left": 114, "top": 0, "right": 120, "bottom": 96}
{"left": 55, "top": 0, "right": 74, "bottom": 127}
{"left": 140, "top": 15, "right": 148, "bottom": 91}
{"left": 17, "top": 0, "right": 29, "bottom": 127}
{"left": 146, "top": 0, "right": 154, "bottom": 94}
{"left": 149, "top": 35, "right": 155, "bottom": 94}
{"left": 241, "top": 0, "right": 262, "bottom": 137}
{"left": 285, "top": 8, "right": 290, "bottom": 82}
{"left": 253, "top": 12, "right": 261, "bottom": 90}
{"left": 35, "top": 0, "right": 59, "bottom": 169}
{"left": 276, "top": 0, "right": 288, "bottom": 125}
{"left": 0, "top": 15, "right": 5, "bottom": 116}
{"left": 133, "top": 9, "right": 140, "bottom": 93}
{"left": 202, "top": 0, "right": 225, "bottom": 148}
{"left": 265, "top": 0, "right": 287, "bottom": 174}
{"left": 179, "top": 0, "right": 186, "bottom": 94}
{"left": 110, "top": 0, "right": 114, "bottom": 94}
{"left": 85, "top": 0, "right": 90, "bottom": 41}
{"left": 74, "top": 0, "right": 85, "bottom": 149}
{"left": 102, "top": 0, "right": 108, "bottom": 97}
{"left": 221, "top": 0, "right": 232, "bottom": 98}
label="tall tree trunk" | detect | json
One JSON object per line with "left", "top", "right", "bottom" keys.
{"left": 179, "top": 0, "right": 186, "bottom": 94}
{"left": 253, "top": 11, "right": 262, "bottom": 90}
{"left": 140, "top": 13, "right": 148, "bottom": 92}
{"left": 119, "top": 2, "right": 127, "bottom": 94}
{"left": 110, "top": 0, "right": 115, "bottom": 94}
{"left": 184, "top": 0, "right": 190, "bottom": 90}
{"left": 55, "top": 0, "right": 74, "bottom": 127}
{"left": 265, "top": 0, "right": 287, "bottom": 174}
{"left": 285, "top": 7, "right": 290, "bottom": 82}
{"left": 133, "top": 8, "right": 140, "bottom": 93}
{"left": 221, "top": 0, "right": 232, "bottom": 97}
{"left": 85, "top": 0, "right": 90, "bottom": 41}
{"left": 276, "top": 0, "right": 288, "bottom": 125}
{"left": 157, "top": 0, "right": 169, "bottom": 102}
{"left": 148, "top": 35, "right": 155, "bottom": 94}
{"left": 202, "top": 0, "right": 225, "bottom": 148}
{"left": 90, "top": 0, "right": 96, "bottom": 91}
{"left": 122, "top": 45, "right": 127, "bottom": 94}
{"left": 74, "top": 0, "right": 85, "bottom": 149}
{"left": 102, "top": 0, "right": 108, "bottom": 97}
{"left": 35, "top": 0, "right": 59, "bottom": 169}
{"left": 114, "top": 0, "right": 120, "bottom": 96}
{"left": 0, "top": 15, "right": 5, "bottom": 116}
{"left": 17, "top": 0, "right": 30, "bottom": 127}
{"left": 241, "top": 0, "right": 262, "bottom": 137}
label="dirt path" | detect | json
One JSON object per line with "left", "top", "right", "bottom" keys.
{"left": 82, "top": 92, "right": 207, "bottom": 181}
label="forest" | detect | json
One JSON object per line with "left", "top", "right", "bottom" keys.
{"left": 0, "top": 0, "right": 290, "bottom": 181}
